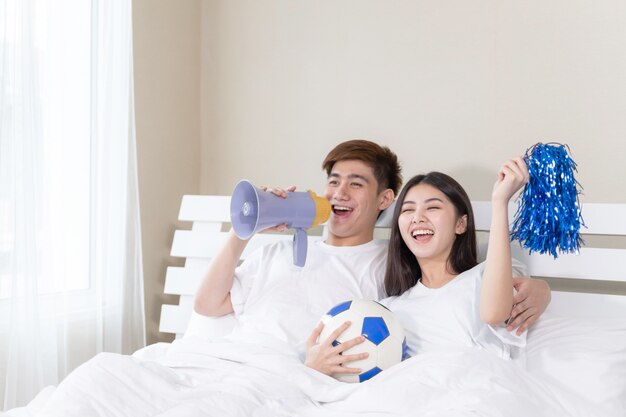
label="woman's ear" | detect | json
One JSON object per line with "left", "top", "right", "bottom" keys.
{"left": 455, "top": 214, "right": 468, "bottom": 235}
{"left": 378, "top": 189, "right": 395, "bottom": 211}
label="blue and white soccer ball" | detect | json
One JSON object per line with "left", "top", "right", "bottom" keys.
{"left": 319, "top": 299, "right": 407, "bottom": 383}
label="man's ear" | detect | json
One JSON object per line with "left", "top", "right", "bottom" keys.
{"left": 378, "top": 189, "right": 395, "bottom": 211}
{"left": 456, "top": 214, "right": 468, "bottom": 235}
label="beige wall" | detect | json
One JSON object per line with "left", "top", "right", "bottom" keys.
{"left": 134, "top": 0, "right": 201, "bottom": 344}
{"left": 135, "top": 0, "right": 626, "bottom": 343}
{"left": 200, "top": 0, "right": 626, "bottom": 205}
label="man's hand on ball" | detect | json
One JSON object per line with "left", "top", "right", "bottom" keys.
{"left": 304, "top": 321, "right": 368, "bottom": 376}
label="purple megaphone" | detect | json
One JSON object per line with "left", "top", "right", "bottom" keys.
{"left": 230, "top": 180, "right": 331, "bottom": 267}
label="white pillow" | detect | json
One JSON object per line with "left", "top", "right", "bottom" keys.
{"left": 525, "top": 314, "right": 626, "bottom": 412}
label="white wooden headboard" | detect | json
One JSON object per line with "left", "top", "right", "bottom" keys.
{"left": 160, "top": 196, "right": 626, "bottom": 338}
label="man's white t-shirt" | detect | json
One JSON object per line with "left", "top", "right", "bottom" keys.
{"left": 228, "top": 239, "right": 388, "bottom": 354}
{"left": 381, "top": 261, "right": 527, "bottom": 360}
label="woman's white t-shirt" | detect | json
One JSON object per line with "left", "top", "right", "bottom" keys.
{"left": 381, "top": 261, "right": 527, "bottom": 360}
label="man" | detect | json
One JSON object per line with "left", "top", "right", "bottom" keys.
{"left": 194, "top": 139, "right": 550, "bottom": 373}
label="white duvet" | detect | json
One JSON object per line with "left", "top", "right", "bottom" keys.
{"left": 4, "top": 334, "right": 616, "bottom": 417}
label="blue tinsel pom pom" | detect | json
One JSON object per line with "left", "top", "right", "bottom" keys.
{"left": 510, "top": 143, "right": 585, "bottom": 258}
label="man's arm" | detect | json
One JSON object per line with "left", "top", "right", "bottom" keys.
{"left": 506, "top": 277, "right": 551, "bottom": 335}
{"left": 193, "top": 185, "right": 294, "bottom": 317}
{"left": 193, "top": 230, "right": 249, "bottom": 317}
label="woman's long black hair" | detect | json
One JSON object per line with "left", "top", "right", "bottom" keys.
{"left": 384, "top": 172, "right": 478, "bottom": 297}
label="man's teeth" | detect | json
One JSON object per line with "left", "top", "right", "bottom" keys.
{"left": 334, "top": 206, "right": 352, "bottom": 211}
{"left": 412, "top": 230, "right": 434, "bottom": 237}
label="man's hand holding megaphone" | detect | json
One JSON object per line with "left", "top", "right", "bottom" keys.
{"left": 255, "top": 185, "right": 297, "bottom": 233}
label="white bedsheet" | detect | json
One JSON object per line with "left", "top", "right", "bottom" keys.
{"left": 294, "top": 349, "right": 611, "bottom": 417}
{"left": 3, "top": 335, "right": 617, "bottom": 417}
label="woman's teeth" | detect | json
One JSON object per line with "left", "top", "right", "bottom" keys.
{"left": 412, "top": 229, "right": 434, "bottom": 237}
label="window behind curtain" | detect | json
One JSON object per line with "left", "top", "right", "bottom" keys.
{"left": 0, "top": 0, "right": 91, "bottom": 298}
{"left": 1, "top": 0, "right": 144, "bottom": 408}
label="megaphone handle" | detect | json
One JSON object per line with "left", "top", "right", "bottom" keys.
{"left": 293, "top": 228, "right": 307, "bottom": 267}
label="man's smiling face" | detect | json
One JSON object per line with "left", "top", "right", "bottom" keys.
{"left": 324, "top": 159, "right": 391, "bottom": 247}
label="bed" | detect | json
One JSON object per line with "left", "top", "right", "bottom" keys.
{"left": 4, "top": 195, "right": 626, "bottom": 417}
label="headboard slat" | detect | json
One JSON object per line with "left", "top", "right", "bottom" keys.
{"left": 472, "top": 201, "right": 626, "bottom": 235}
{"left": 171, "top": 229, "right": 317, "bottom": 260}
{"left": 179, "top": 195, "right": 231, "bottom": 222}
{"left": 511, "top": 247, "right": 626, "bottom": 282}
{"left": 164, "top": 266, "right": 204, "bottom": 295}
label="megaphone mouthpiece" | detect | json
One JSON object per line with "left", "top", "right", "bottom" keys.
{"left": 309, "top": 191, "right": 331, "bottom": 228}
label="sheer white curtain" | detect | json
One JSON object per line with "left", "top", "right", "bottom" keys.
{"left": 0, "top": 0, "right": 145, "bottom": 409}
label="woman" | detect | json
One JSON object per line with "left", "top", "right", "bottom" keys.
{"left": 382, "top": 157, "right": 529, "bottom": 359}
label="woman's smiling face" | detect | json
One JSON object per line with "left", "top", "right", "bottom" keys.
{"left": 398, "top": 182, "right": 467, "bottom": 263}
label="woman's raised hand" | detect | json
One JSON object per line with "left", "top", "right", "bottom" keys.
{"left": 492, "top": 157, "right": 529, "bottom": 204}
